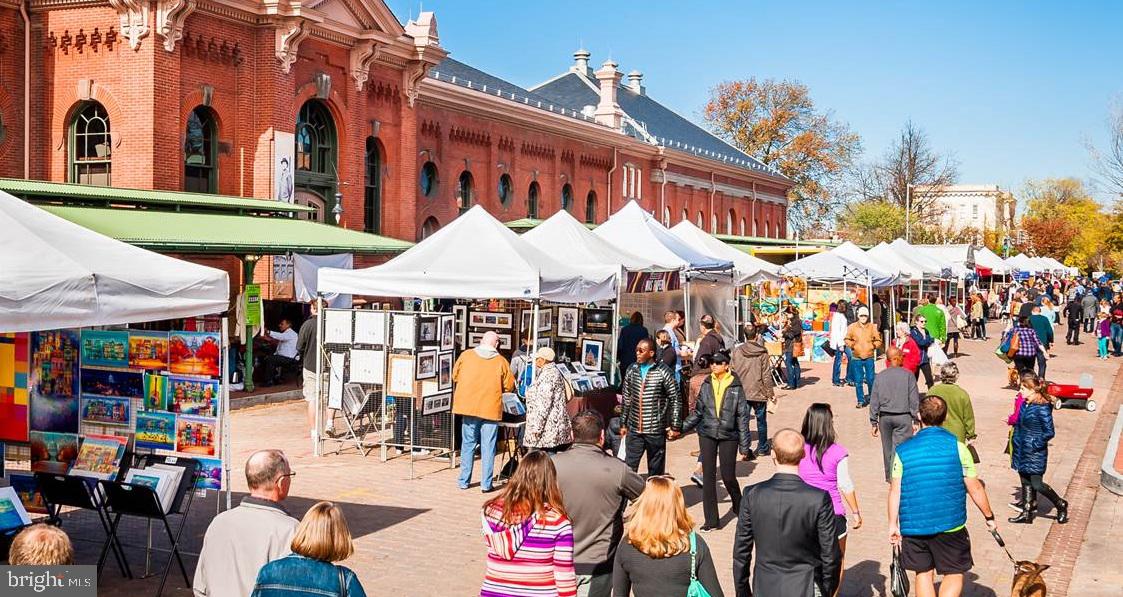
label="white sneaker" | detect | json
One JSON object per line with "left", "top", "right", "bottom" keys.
{"left": 691, "top": 473, "right": 703, "bottom": 487}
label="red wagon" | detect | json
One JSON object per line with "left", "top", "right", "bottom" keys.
{"left": 1046, "top": 383, "right": 1096, "bottom": 412}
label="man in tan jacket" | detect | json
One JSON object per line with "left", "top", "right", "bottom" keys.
{"left": 844, "top": 306, "right": 882, "bottom": 408}
{"left": 453, "top": 331, "right": 515, "bottom": 492}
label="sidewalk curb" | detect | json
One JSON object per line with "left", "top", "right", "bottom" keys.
{"left": 1101, "top": 404, "right": 1123, "bottom": 495}
{"left": 231, "top": 389, "right": 303, "bottom": 410}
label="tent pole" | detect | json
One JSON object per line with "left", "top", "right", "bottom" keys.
{"left": 531, "top": 301, "right": 540, "bottom": 381}
{"left": 220, "top": 315, "right": 232, "bottom": 511}
{"left": 611, "top": 296, "right": 621, "bottom": 385}
{"left": 314, "top": 295, "right": 324, "bottom": 457}
{"left": 242, "top": 257, "right": 257, "bottom": 392}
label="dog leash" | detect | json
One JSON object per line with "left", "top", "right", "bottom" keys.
{"left": 989, "top": 529, "right": 1018, "bottom": 564}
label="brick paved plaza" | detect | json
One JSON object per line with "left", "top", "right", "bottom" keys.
{"left": 76, "top": 325, "right": 1122, "bottom": 596}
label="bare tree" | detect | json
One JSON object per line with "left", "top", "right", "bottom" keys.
{"left": 877, "top": 121, "right": 959, "bottom": 224}
{"left": 1087, "top": 99, "right": 1123, "bottom": 196}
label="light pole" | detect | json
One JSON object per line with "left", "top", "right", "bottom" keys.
{"left": 905, "top": 183, "right": 912, "bottom": 242}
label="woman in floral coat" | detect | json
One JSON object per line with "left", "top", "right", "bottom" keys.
{"left": 523, "top": 347, "right": 573, "bottom": 451}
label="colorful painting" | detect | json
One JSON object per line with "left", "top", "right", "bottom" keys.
{"left": 195, "top": 457, "right": 223, "bottom": 490}
{"left": 81, "top": 368, "right": 144, "bottom": 398}
{"left": 29, "top": 431, "right": 79, "bottom": 474}
{"left": 71, "top": 434, "right": 128, "bottom": 480}
{"left": 29, "top": 330, "right": 80, "bottom": 433}
{"left": 80, "top": 330, "right": 130, "bottom": 369}
{"left": 8, "top": 472, "right": 48, "bottom": 514}
{"left": 135, "top": 411, "right": 177, "bottom": 451}
{"left": 80, "top": 394, "right": 132, "bottom": 426}
{"left": 143, "top": 373, "right": 168, "bottom": 411}
{"left": 128, "top": 331, "right": 170, "bottom": 371}
{"left": 176, "top": 415, "right": 218, "bottom": 456}
{"left": 0, "top": 333, "right": 30, "bottom": 442}
{"left": 167, "top": 376, "right": 218, "bottom": 417}
{"left": 169, "top": 331, "right": 221, "bottom": 377}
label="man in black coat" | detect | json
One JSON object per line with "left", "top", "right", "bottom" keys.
{"left": 732, "top": 428, "right": 840, "bottom": 597}
{"left": 1064, "top": 294, "right": 1083, "bottom": 345}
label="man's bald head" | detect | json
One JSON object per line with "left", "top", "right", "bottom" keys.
{"left": 886, "top": 346, "right": 904, "bottom": 367}
{"left": 771, "top": 428, "right": 805, "bottom": 466}
{"left": 481, "top": 331, "right": 500, "bottom": 349}
{"left": 245, "top": 449, "right": 290, "bottom": 498}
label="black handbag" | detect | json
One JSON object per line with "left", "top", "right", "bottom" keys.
{"left": 822, "top": 341, "right": 836, "bottom": 358}
{"left": 890, "top": 546, "right": 910, "bottom": 597}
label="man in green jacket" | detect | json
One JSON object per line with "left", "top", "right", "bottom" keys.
{"left": 914, "top": 295, "right": 947, "bottom": 344}
{"left": 924, "top": 362, "right": 976, "bottom": 443}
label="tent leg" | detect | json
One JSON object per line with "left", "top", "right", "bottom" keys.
{"left": 610, "top": 298, "right": 621, "bottom": 385}
{"left": 314, "top": 296, "right": 324, "bottom": 457}
{"left": 242, "top": 257, "right": 257, "bottom": 392}
{"left": 531, "top": 302, "right": 540, "bottom": 381}
{"left": 220, "top": 316, "right": 232, "bottom": 511}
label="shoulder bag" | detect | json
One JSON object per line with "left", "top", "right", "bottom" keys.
{"left": 686, "top": 531, "right": 712, "bottom": 597}
{"left": 889, "top": 545, "right": 909, "bottom": 597}
{"left": 1006, "top": 330, "right": 1020, "bottom": 359}
{"left": 337, "top": 566, "right": 349, "bottom": 597}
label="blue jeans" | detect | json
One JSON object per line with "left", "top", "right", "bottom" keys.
{"left": 844, "top": 347, "right": 856, "bottom": 384}
{"left": 748, "top": 400, "right": 768, "bottom": 447}
{"left": 1112, "top": 323, "right": 1123, "bottom": 356}
{"left": 852, "top": 357, "right": 875, "bottom": 404}
{"left": 832, "top": 348, "right": 845, "bottom": 385}
{"left": 784, "top": 352, "right": 801, "bottom": 388}
{"left": 458, "top": 416, "right": 498, "bottom": 490}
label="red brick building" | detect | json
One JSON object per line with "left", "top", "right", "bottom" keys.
{"left": 0, "top": 0, "right": 790, "bottom": 245}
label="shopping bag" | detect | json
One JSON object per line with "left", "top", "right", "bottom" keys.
{"left": 791, "top": 341, "right": 804, "bottom": 358}
{"left": 616, "top": 435, "right": 627, "bottom": 461}
{"left": 686, "top": 532, "right": 713, "bottom": 597}
{"left": 889, "top": 546, "right": 910, "bottom": 597}
{"left": 928, "top": 345, "right": 948, "bottom": 366}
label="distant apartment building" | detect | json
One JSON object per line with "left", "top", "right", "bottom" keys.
{"left": 918, "top": 184, "right": 1016, "bottom": 238}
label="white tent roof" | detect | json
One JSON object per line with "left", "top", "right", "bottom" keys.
{"left": 783, "top": 250, "right": 900, "bottom": 287}
{"left": 1038, "top": 257, "right": 1067, "bottom": 272}
{"left": 0, "top": 190, "right": 230, "bottom": 333}
{"left": 523, "top": 209, "right": 655, "bottom": 272}
{"left": 1006, "top": 253, "right": 1038, "bottom": 273}
{"left": 668, "top": 220, "right": 780, "bottom": 284}
{"left": 318, "top": 205, "right": 617, "bottom": 302}
{"left": 867, "top": 243, "right": 922, "bottom": 281}
{"left": 973, "top": 246, "right": 1010, "bottom": 274}
{"left": 593, "top": 201, "right": 732, "bottom": 272}
{"left": 906, "top": 242, "right": 971, "bottom": 278}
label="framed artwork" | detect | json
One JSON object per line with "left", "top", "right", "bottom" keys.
{"left": 537, "top": 308, "right": 553, "bottom": 333}
{"left": 581, "top": 339, "right": 604, "bottom": 371}
{"left": 415, "top": 349, "right": 437, "bottom": 379}
{"left": 468, "top": 332, "right": 512, "bottom": 350}
{"left": 387, "top": 354, "right": 415, "bottom": 397}
{"left": 353, "top": 311, "right": 387, "bottom": 345}
{"left": 348, "top": 349, "right": 385, "bottom": 384}
{"left": 1, "top": 332, "right": 31, "bottom": 443}
{"left": 29, "top": 431, "right": 78, "bottom": 474}
{"left": 536, "top": 336, "right": 552, "bottom": 349}
{"left": 581, "top": 309, "right": 613, "bottom": 333}
{"left": 127, "top": 331, "right": 169, "bottom": 370}
{"left": 30, "top": 330, "right": 81, "bottom": 434}
{"left": 323, "top": 310, "right": 354, "bottom": 344}
{"left": 391, "top": 314, "right": 416, "bottom": 350}
{"left": 557, "top": 307, "right": 579, "bottom": 338}
{"left": 422, "top": 393, "right": 452, "bottom": 416}
{"left": 452, "top": 305, "right": 468, "bottom": 346}
{"left": 416, "top": 316, "right": 439, "bottom": 346}
{"left": 80, "top": 395, "right": 131, "bottom": 426}
{"left": 439, "top": 315, "right": 455, "bottom": 350}
{"left": 519, "top": 310, "right": 533, "bottom": 336}
{"left": 176, "top": 414, "right": 218, "bottom": 456}
{"left": 195, "top": 457, "right": 223, "bottom": 491}
{"left": 166, "top": 375, "right": 219, "bottom": 417}
{"left": 168, "top": 331, "right": 221, "bottom": 377}
{"left": 469, "top": 311, "right": 513, "bottom": 330}
{"left": 81, "top": 330, "right": 130, "bottom": 369}
{"left": 135, "top": 411, "right": 176, "bottom": 451}
{"left": 81, "top": 368, "right": 144, "bottom": 398}
{"left": 437, "top": 351, "right": 453, "bottom": 390}
{"left": 143, "top": 373, "right": 168, "bottom": 411}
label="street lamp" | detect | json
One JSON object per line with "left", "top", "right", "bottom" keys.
{"left": 332, "top": 191, "right": 344, "bottom": 224}
{"left": 905, "top": 183, "right": 913, "bottom": 243}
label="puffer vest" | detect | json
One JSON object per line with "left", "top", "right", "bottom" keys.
{"left": 896, "top": 426, "right": 967, "bottom": 536}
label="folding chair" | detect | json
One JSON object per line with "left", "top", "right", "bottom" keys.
{"left": 99, "top": 456, "right": 200, "bottom": 597}
{"left": 35, "top": 472, "right": 132, "bottom": 579}
{"left": 335, "top": 382, "right": 379, "bottom": 456}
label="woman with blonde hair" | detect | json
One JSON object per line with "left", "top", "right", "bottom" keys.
{"left": 251, "top": 501, "right": 365, "bottom": 597}
{"left": 480, "top": 450, "right": 576, "bottom": 597}
{"left": 612, "top": 477, "right": 723, "bottom": 596}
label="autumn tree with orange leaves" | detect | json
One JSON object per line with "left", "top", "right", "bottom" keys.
{"left": 703, "top": 79, "right": 861, "bottom": 232}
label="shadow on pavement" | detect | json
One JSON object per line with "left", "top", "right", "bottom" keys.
{"left": 841, "top": 559, "right": 886, "bottom": 596}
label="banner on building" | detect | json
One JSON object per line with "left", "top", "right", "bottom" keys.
{"left": 245, "top": 285, "right": 262, "bottom": 326}
{"left": 625, "top": 271, "right": 681, "bottom": 293}
{"left": 274, "top": 131, "right": 295, "bottom": 204}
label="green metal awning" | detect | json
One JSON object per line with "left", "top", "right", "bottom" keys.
{"left": 0, "top": 178, "right": 313, "bottom": 215}
{"left": 42, "top": 206, "right": 413, "bottom": 255}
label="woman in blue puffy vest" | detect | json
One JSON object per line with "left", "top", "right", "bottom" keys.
{"left": 1008, "top": 373, "right": 1068, "bottom": 524}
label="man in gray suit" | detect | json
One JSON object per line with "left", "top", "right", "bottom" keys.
{"left": 732, "top": 429, "right": 839, "bottom": 597}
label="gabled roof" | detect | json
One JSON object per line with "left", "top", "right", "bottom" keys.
{"left": 530, "top": 72, "right": 777, "bottom": 175}
{"left": 431, "top": 58, "right": 562, "bottom": 110}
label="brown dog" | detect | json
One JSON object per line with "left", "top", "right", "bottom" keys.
{"left": 1011, "top": 561, "right": 1048, "bottom": 597}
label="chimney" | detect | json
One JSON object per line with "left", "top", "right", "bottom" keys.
{"left": 571, "top": 48, "right": 591, "bottom": 76}
{"left": 594, "top": 59, "right": 623, "bottom": 129}
{"left": 626, "top": 70, "right": 644, "bottom": 95}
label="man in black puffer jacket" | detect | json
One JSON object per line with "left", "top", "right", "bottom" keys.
{"left": 620, "top": 339, "right": 682, "bottom": 476}
{"left": 683, "top": 351, "right": 752, "bottom": 531}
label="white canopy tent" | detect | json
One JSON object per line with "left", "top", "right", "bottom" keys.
{"left": 783, "top": 250, "right": 900, "bottom": 287}
{"left": 973, "top": 246, "right": 1011, "bottom": 275}
{"left": 319, "top": 205, "right": 617, "bottom": 303}
{"left": 523, "top": 209, "right": 656, "bottom": 272}
{"left": 1006, "top": 253, "right": 1039, "bottom": 274}
{"left": 867, "top": 243, "right": 928, "bottom": 281}
{"left": 893, "top": 241, "right": 960, "bottom": 279}
{"left": 593, "top": 201, "right": 732, "bottom": 272}
{"left": 0, "top": 190, "right": 230, "bottom": 332}
{"left": 1036, "top": 256, "right": 1067, "bottom": 273}
{"left": 668, "top": 220, "right": 780, "bottom": 284}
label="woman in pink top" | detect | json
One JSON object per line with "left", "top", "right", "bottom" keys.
{"left": 797, "top": 403, "right": 862, "bottom": 597}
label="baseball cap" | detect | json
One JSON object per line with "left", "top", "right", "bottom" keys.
{"left": 534, "top": 347, "right": 556, "bottom": 361}
{"left": 857, "top": 306, "right": 870, "bottom": 317}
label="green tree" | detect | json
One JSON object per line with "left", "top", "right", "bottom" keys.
{"left": 1019, "top": 178, "right": 1112, "bottom": 269}
{"left": 836, "top": 201, "right": 905, "bottom": 245}
{"left": 703, "top": 78, "right": 861, "bottom": 233}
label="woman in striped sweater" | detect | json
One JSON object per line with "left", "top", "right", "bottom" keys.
{"left": 480, "top": 450, "right": 576, "bottom": 597}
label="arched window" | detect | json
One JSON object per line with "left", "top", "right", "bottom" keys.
{"left": 765, "top": 221, "right": 771, "bottom": 238}
{"left": 696, "top": 211, "right": 704, "bottom": 228}
{"left": 457, "top": 171, "right": 474, "bottom": 214}
{"left": 711, "top": 213, "right": 718, "bottom": 233}
{"left": 70, "top": 101, "right": 111, "bottom": 185}
{"left": 421, "top": 216, "right": 441, "bottom": 239}
{"left": 184, "top": 106, "right": 217, "bottom": 193}
{"left": 527, "top": 181, "right": 540, "bottom": 219}
{"left": 726, "top": 209, "right": 734, "bottom": 235}
{"left": 295, "top": 190, "right": 325, "bottom": 222}
{"left": 585, "top": 191, "right": 597, "bottom": 224}
{"left": 420, "top": 161, "right": 438, "bottom": 197}
{"left": 662, "top": 207, "right": 670, "bottom": 227}
{"left": 681, "top": 208, "right": 688, "bottom": 223}
{"left": 497, "top": 173, "right": 513, "bottom": 206}
{"left": 295, "top": 101, "right": 335, "bottom": 176}
{"left": 364, "top": 137, "right": 382, "bottom": 233}
{"left": 561, "top": 183, "right": 574, "bottom": 212}
{"left": 739, "top": 217, "right": 746, "bottom": 237}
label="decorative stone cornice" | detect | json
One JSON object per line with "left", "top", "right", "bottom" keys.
{"left": 156, "top": 0, "right": 197, "bottom": 52}
{"left": 349, "top": 40, "right": 382, "bottom": 91}
{"left": 275, "top": 17, "right": 310, "bottom": 74}
{"left": 107, "top": 0, "right": 149, "bottom": 50}
{"left": 401, "top": 61, "right": 428, "bottom": 108}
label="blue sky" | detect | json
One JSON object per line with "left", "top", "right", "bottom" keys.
{"left": 387, "top": 1, "right": 1122, "bottom": 202}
